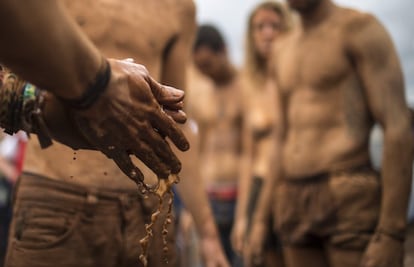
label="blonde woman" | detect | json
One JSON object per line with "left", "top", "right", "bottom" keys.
{"left": 232, "top": 1, "right": 292, "bottom": 266}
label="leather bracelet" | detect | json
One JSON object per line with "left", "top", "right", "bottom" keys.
{"left": 59, "top": 58, "right": 111, "bottom": 110}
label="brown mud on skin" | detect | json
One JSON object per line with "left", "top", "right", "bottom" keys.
{"left": 139, "top": 174, "right": 179, "bottom": 267}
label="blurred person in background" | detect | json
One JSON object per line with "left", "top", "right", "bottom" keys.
{"left": 246, "top": 0, "right": 413, "bottom": 266}
{"left": 192, "top": 24, "right": 244, "bottom": 265}
{"left": 0, "top": 132, "right": 26, "bottom": 267}
{"left": 231, "top": 2, "right": 292, "bottom": 267}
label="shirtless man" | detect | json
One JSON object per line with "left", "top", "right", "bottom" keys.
{"left": 5, "top": 1, "right": 228, "bottom": 267}
{"left": 0, "top": 0, "right": 189, "bottom": 181}
{"left": 246, "top": 0, "right": 413, "bottom": 267}
{"left": 192, "top": 24, "right": 244, "bottom": 265}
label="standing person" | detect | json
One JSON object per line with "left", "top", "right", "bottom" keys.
{"left": 5, "top": 1, "right": 228, "bottom": 267}
{"left": 0, "top": 132, "right": 26, "bottom": 267}
{"left": 0, "top": 0, "right": 189, "bottom": 181}
{"left": 246, "top": 0, "right": 413, "bottom": 267}
{"left": 192, "top": 24, "right": 244, "bottom": 265}
{"left": 231, "top": 2, "right": 292, "bottom": 267}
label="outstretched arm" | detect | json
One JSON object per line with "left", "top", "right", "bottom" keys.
{"left": 0, "top": 0, "right": 101, "bottom": 98}
{"left": 347, "top": 14, "right": 413, "bottom": 267}
{"left": 176, "top": 123, "right": 230, "bottom": 267}
{"left": 0, "top": 0, "right": 189, "bottom": 182}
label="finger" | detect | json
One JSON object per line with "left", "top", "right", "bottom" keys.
{"left": 105, "top": 115, "right": 174, "bottom": 178}
{"left": 163, "top": 101, "right": 184, "bottom": 111}
{"left": 111, "top": 152, "right": 144, "bottom": 185}
{"left": 164, "top": 109, "right": 187, "bottom": 124}
{"left": 133, "top": 142, "right": 171, "bottom": 179}
{"left": 141, "top": 129, "right": 182, "bottom": 174}
{"left": 148, "top": 77, "right": 184, "bottom": 104}
{"left": 151, "top": 111, "right": 190, "bottom": 153}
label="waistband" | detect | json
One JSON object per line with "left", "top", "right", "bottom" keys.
{"left": 283, "top": 163, "right": 376, "bottom": 183}
{"left": 207, "top": 183, "right": 238, "bottom": 201}
{"left": 17, "top": 172, "right": 142, "bottom": 207}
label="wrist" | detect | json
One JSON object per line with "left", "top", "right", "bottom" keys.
{"left": 199, "top": 220, "right": 220, "bottom": 240}
{"left": 58, "top": 57, "right": 111, "bottom": 110}
{"left": 375, "top": 227, "right": 406, "bottom": 242}
{"left": 0, "top": 66, "right": 53, "bottom": 147}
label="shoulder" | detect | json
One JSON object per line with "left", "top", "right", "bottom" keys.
{"left": 339, "top": 8, "right": 393, "bottom": 57}
{"left": 174, "top": 0, "right": 196, "bottom": 21}
{"left": 339, "top": 7, "right": 382, "bottom": 34}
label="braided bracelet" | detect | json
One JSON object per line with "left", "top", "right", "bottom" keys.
{"left": 0, "top": 66, "right": 53, "bottom": 148}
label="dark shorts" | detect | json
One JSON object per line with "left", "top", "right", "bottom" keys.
{"left": 5, "top": 172, "right": 177, "bottom": 267}
{"left": 273, "top": 167, "right": 381, "bottom": 250}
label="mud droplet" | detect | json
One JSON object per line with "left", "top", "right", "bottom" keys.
{"left": 70, "top": 175, "right": 74, "bottom": 179}
{"left": 130, "top": 170, "right": 137, "bottom": 178}
{"left": 103, "top": 172, "right": 108, "bottom": 176}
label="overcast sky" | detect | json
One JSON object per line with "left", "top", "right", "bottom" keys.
{"left": 194, "top": 0, "right": 414, "bottom": 102}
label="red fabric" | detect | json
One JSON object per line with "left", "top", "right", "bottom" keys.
{"left": 14, "top": 133, "right": 27, "bottom": 175}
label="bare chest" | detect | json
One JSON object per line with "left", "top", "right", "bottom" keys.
{"left": 64, "top": 0, "right": 179, "bottom": 62}
{"left": 277, "top": 28, "right": 350, "bottom": 97}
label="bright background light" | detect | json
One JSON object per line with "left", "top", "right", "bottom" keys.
{"left": 194, "top": 0, "right": 414, "bottom": 102}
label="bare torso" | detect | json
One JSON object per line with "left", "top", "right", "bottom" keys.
{"left": 275, "top": 7, "right": 373, "bottom": 179}
{"left": 192, "top": 73, "right": 243, "bottom": 186}
{"left": 24, "top": 0, "right": 194, "bottom": 189}
{"left": 244, "top": 78, "right": 277, "bottom": 178}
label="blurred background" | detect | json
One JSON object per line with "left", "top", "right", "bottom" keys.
{"left": 195, "top": 0, "right": 414, "bottom": 101}
{"left": 194, "top": 0, "right": 414, "bottom": 220}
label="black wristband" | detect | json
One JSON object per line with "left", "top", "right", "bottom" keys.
{"left": 59, "top": 58, "right": 111, "bottom": 110}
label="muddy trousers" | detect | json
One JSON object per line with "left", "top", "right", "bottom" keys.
{"left": 5, "top": 173, "right": 177, "bottom": 267}
{"left": 274, "top": 169, "right": 383, "bottom": 267}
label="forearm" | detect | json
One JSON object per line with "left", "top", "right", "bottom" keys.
{"left": 0, "top": 0, "right": 101, "bottom": 98}
{"left": 177, "top": 174, "right": 219, "bottom": 239}
{"left": 235, "top": 155, "right": 252, "bottom": 222}
{"left": 251, "top": 135, "right": 279, "bottom": 224}
{"left": 378, "top": 124, "right": 413, "bottom": 238}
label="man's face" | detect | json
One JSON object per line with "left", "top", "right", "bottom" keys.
{"left": 193, "top": 46, "right": 225, "bottom": 81}
{"left": 252, "top": 8, "right": 282, "bottom": 60}
{"left": 287, "top": 0, "right": 321, "bottom": 12}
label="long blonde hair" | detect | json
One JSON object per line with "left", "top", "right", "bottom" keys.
{"left": 243, "top": 1, "right": 292, "bottom": 86}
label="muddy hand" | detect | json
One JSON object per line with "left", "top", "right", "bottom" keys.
{"left": 70, "top": 58, "right": 189, "bottom": 183}
{"left": 361, "top": 232, "right": 404, "bottom": 267}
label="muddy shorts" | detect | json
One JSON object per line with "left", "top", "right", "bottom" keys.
{"left": 5, "top": 172, "right": 177, "bottom": 267}
{"left": 273, "top": 167, "right": 381, "bottom": 250}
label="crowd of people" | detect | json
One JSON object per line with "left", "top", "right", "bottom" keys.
{"left": 0, "top": 0, "right": 413, "bottom": 267}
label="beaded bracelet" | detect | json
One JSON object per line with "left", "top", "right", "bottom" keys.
{"left": 0, "top": 66, "right": 52, "bottom": 148}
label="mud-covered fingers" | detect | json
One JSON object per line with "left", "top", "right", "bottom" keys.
{"left": 151, "top": 110, "right": 189, "bottom": 152}
{"left": 110, "top": 118, "right": 173, "bottom": 178}
{"left": 110, "top": 151, "right": 144, "bottom": 184}
{"left": 163, "top": 109, "right": 187, "bottom": 124}
{"left": 141, "top": 128, "right": 182, "bottom": 174}
{"left": 147, "top": 77, "right": 184, "bottom": 104}
{"left": 132, "top": 141, "right": 172, "bottom": 179}
{"left": 163, "top": 100, "right": 184, "bottom": 111}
